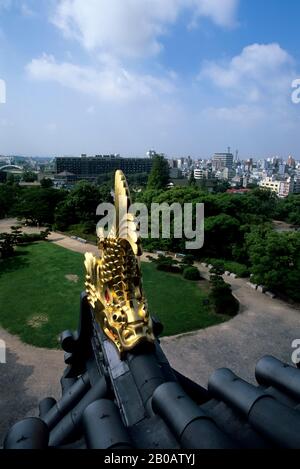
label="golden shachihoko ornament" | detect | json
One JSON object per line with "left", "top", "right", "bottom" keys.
{"left": 84, "top": 170, "right": 155, "bottom": 357}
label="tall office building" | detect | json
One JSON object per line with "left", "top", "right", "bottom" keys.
{"left": 212, "top": 152, "right": 234, "bottom": 171}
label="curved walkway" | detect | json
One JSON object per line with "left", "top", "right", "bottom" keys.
{"left": 0, "top": 327, "right": 64, "bottom": 445}
{"left": 162, "top": 272, "right": 300, "bottom": 387}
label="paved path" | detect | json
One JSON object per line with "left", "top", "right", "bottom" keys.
{"left": 1, "top": 218, "right": 300, "bottom": 442}
{"left": 161, "top": 272, "right": 300, "bottom": 387}
{"left": 47, "top": 231, "right": 154, "bottom": 263}
{"left": 0, "top": 328, "right": 64, "bottom": 445}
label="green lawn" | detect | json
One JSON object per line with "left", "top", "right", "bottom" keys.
{"left": 141, "top": 263, "right": 229, "bottom": 336}
{"left": 0, "top": 242, "right": 229, "bottom": 348}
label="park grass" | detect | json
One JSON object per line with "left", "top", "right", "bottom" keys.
{"left": 0, "top": 242, "right": 229, "bottom": 348}
{"left": 141, "top": 263, "right": 229, "bottom": 336}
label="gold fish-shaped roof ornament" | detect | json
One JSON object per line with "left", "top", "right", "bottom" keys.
{"left": 84, "top": 170, "right": 154, "bottom": 357}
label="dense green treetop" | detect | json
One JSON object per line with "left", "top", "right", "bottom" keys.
{"left": 147, "top": 154, "right": 170, "bottom": 191}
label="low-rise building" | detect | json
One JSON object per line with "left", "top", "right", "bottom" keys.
{"left": 194, "top": 168, "right": 212, "bottom": 180}
{"left": 259, "top": 177, "right": 281, "bottom": 193}
{"left": 259, "top": 176, "right": 295, "bottom": 198}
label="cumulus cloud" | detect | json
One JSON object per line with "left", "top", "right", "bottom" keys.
{"left": 26, "top": 53, "right": 175, "bottom": 101}
{"left": 197, "top": 42, "right": 300, "bottom": 134}
{"left": 52, "top": 0, "right": 239, "bottom": 57}
{"left": 26, "top": 1, "right": 239, "bottom": 103}
{"left": 201, "top": 43, "right": 294, "bottom": 102}
{"left": 189, "top": 0, "right": 239, "bottom": 28}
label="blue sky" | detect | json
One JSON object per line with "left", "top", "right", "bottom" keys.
{"left": 0, "top": 0, "right": 299, "bottom": 159}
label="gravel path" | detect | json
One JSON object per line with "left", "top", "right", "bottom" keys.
{"left": 1, "top": 219, "right": 300, "bottom": 443}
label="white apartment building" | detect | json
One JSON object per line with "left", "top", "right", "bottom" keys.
{"left": 259, "top": 177, "right": 295, "bottom": 198}
{"left": 194, "top": 168, "right": 212, "bottom": 180}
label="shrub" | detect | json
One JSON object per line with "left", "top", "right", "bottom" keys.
{"left": 210, "top": 260, "right": 225, "bottom": 276}
{"left": 184, "top": 254, "right": 195, "bottom": 265}
{"left": 209, "top": 275, "right": 239, "bottom": 317}
{"left": 204, "top": 258, "right": 250, "bottom": 278}
{"left": 224, "top": 261, "right": 250, "bottom": 278}
{"left": 183, "top": 266, "right": 201, "bottom": 281}
{"left": 0, "top": 233, "right": 15, "bottom": 259}
{"left": 156, "top": 264, "right": 183, "bottom": 274}
{"left": 17, "top": 229, "right": 50, "bottom": 244}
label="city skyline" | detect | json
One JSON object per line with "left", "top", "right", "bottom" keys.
{"left": 0, "top": 0, "right": 300, "bottom": 158}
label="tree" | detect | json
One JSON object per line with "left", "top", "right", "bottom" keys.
{"left": 147, "top": 154, "right": 169, "bottom": 190}
{"left": 10, "top": 226, "right": 23, "bottom": 244}
{"left": 214, "top": 181, "right": 231, "bottom": 193}
{"left": 183, "top": 266, "right": 200, "bottom": 280}
{"left": 275, "top": 194, "right": 300, "bottom": 226}
{"left": 188, "top": 171, "right": 196, "bottom": 187}
{"left": 40, "top": 178, "right": 53, "bottom": 189}
{"left": 6, "top": 174, "right": 16, "bottom": 185}
{"left": 0, "top": 184, "right": 21, "bottom": 219}
{"left": 54, "top": 181, "right": 112, "bottom": 232}
{"left": 97, "top": 172, "right": 114, "bottom": 186}
{"left": 245, "top": 227, "right": 300, "bottom": 302}
{"left": 0, "top": 233, "right": 16, "bottom": 259}
{"left": 23, "top": 171, "right": 37, "bottom": 183}
{"left": 204, "top": 214, "right": 241, "bottom": 259}
{"left": 14, "top": 187, "right": 67, "bottom": 225}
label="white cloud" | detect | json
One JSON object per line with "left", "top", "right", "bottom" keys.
{"left": 198, "top": 43, "right": 300, "bottom": 134}
{"left": 52, "top": 0, "right": 239, "bottom": 58}
{"left": 201, "top": 43, "right": 294, "bottom": 102}
{"left": 189, "top": 0, "right": 239, "bottom": 28}
{"left": 26, "top": 53, "right": 175, "bottom": 101}
{"left": 26, "top": 1, "right": 239, "bottom": 104}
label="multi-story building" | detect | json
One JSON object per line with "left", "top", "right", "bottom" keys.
{"left": 278, "top": 164, "right": 287, "bottom": 176}
{"left": 259, "top": 177, "right": 281, "bottom": 194}
{"left": 222, "top": 168, "right": 236, "bottom": 181}
{"left": 278, "top": 178, "right": 294, "bottom": 198}
{"left": 55, "top": 155, "right": 154, "bottom": 181}
{"left": 194, "top": 168, "right": 212, "bottom": 180}
{"left": 293, "top": 178, "right": 300, "bottom": 194}
{"left": 287, "top": 156, "right": 296, "bottom": 169}
{"left": 212, "top": 152, "right": 234, "bottom": 171}
{"left": 169, "top": 168, "right": 182, "bottom": 179}
{"left": 259, "top": 176, "right": 295, "bottom": 198}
